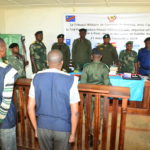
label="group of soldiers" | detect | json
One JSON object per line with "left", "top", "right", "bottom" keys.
{"left": 6, "top": 28, "right": 150, "bottom": 78}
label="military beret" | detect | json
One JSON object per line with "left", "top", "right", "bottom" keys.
{"left": 79, "top": 28, "right": 87, "bottom": 32}
{"left": 9, "top": 43, "right": 19, "bottom": 49}
{"left": 103, "top": 34, "right": 110, "bottom": 39}
{"left": 91, "top": 48, "right": 102, "bottom": 55}
{"left": 126, "top": 41, "right": 133, "bottom": 45}
{"left": 57, "top": 34, "right": 64, "bottom": 38}
{"left": 35, "top": 31, "right": 43, "bottom": 36}
{"left": 144, "top": 37, "right": 150, "bottom": 42}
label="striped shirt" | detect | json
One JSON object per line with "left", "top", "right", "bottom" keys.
{"left": 0, "top": 59, "right": 18, "bottom": 123}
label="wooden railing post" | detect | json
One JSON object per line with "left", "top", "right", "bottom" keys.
{"left": 101, "top": 97, "right": 109, "bottom": 150}
{"left": 118, "top": 98, "right": 128, "bottom": 150}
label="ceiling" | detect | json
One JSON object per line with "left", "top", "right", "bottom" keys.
{"left": 0, "top": 0, "right": 150, "bottom": 8}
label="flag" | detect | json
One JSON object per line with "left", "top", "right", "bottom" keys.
{"left": 66, "top": 15, "right": 76, "bottom": 22}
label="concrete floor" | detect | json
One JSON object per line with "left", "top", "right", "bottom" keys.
{"left": 124, "top": 114, "right": 150, "bottom": 150}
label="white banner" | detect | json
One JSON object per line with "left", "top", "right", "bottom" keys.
{"left": 64, "top": 13, "right": 150, "bottom": 54}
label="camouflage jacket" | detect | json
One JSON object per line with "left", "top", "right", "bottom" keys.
{"left": 119, "top": 50, "right": 137, "bottom": 73}
{"left": 7, "top": 54, "right": 26, "bottom": 78}
{"left": 30, "top": 41, "right": 47, "bottom": 73}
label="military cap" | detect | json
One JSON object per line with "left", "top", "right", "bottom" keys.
{"left": 91, "top": 48, "right": 102, "bottom": 55}
{"left": 144, "top": 37, "right": 150, "bottom": 42}
{"left": 126, "top": 41, "right": 133, "bottom": 45}
{"left": 79, "top": 28, "right": 87, "bottom": 32}
{"left": 35, "top": 31, "right": 43, "bottom": 36}
{"left": 9, "top": 43, "right": 19, "bottom": 49}
{"left": 57, "top": 34, "right": 64, "bottom": 38}
{"left": 103, "top": 34, "right": 110, "bottom": 39}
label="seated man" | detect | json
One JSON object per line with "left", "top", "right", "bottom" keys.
{"left": 81, "top": 48, "right": 111, "bottom": 85}
{"left": 8, "top": 43, "right": 28, "bottom": 78}
{"left": 80, "top": 48, "right": 111, "bottom": 146}
{"left": 28, "top": 50, "right": 80, "bottom": 150}
{"left": 0, "top": 38, "right": 18, "bottom": 150}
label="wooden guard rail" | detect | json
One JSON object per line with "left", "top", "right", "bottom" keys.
{"left": 14, "top": 78, "right": 130, "bottom": 150}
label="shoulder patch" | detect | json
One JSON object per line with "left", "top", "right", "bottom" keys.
{"left": 32, "top": 41, "right": 36, "bottom": 44}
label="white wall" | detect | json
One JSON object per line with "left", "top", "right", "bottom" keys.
{"left": 0, "top": 9, "right": 5, "bottom": 33}
{"left": 2, "top": 6, "right": 150, "bottom": 77}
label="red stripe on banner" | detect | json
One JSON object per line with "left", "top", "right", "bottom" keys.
{"left": 66, "top": 16, "right": 75, "bottom": 22}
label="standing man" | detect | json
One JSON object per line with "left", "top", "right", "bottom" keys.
{"left": 8, "top": 43, "right": 28, "bottom": 78}
{"left": 72, "top": 28, "right": 92, "bottom": 71}
{"left": 119, "top": 41, "right": 138, "bottom": 73}
{"left": 80, "top": 48, "right": 111, "bottom": 146}
{"left": 28, "top": 50, "right": 80, "bottom": 150}
{"left": 0, "top": 38, "right": 18, "bottom": 150}
{"left": 96, "top": 34, "right": 119, "bottom": 67}
{"left": 138, "top": 37, "right": 150, "bottom": 75}
{"left": 30, "top": 31, "right": 47, "bottom": 73}
{"left": 51, "top": 34, "right": 70, "bottom": 72}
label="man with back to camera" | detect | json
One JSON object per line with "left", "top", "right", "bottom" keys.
{"left": 51, "top": 34, "right": 70, "bottom": 72}
{"left": 8, "top": 43, "right": 28, "bottom": 78}
{"left": 138, "top": 37, "right": 150, "bottom": 76}
{"left": 28, "top": 50, "right": 80, "bottom": 150}
{"left": 30, "top": 31, "right": 48, "bottom": 73}
{"left": 96, "top": 34, "right": 119, "bottom": 67}
{"left": 80, "top": 48, "right": 111, "bottom": 146}
{"left": 72, "top": 28, "right": 92, "bottom": 71}
{"left": 0, "top": 38, "right": 18, "bottom": 150}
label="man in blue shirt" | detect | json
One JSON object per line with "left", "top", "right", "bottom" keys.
{"left": 138, "top": 37, "right": 150, "bottom": 75}
{"left": 28, "top": 50, "right": 80, "bottom": 150}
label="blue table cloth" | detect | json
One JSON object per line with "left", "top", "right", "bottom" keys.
{"left": 70, "top": 72, "right": 144, "bottom": 101}
{"left": 110, "top": 76, "right": 144, "bottom": 101}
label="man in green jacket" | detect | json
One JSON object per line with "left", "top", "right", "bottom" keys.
{"left": 72, "top": 28, "right": 92, "bottom": 71}
{"left": 80, "top": 48, "right": 111, "bottom": 146}
{"left": 119, "top": 41, "right": 138, "bottom": 73}
{"left": 51, "top": 34, "right": 70, "bottom": 72}
{"left": 30, "top": 31, "right": 48, "bottom": 73}
{"left": 8, "top": 43, "right": 28, "bottom": 78}
{"left": 96, "top": 34, "right": 119, "bottom": 67}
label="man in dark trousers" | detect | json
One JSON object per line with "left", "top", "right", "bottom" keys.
{"left": 72, "top": 28, "right": 92, "bottom": 71}
{"left": 28, "top": 50, "right": 80, "bottom": 150}
{"left": 80, "top": 48, "right": 111, "bottom": 146}
{"left": 30, "top": 31, "right": 47, "bottom": 73}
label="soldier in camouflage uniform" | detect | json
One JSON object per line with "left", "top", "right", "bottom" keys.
{"left": 119, "top": 41, "right": 138, "bottom": 73}
{"left": 30, "top": 31, "right": 47, "bottom": 73}
{"left": 51, "top": 34, "right": 70, "bottom": 72}
{"left": 96, "top": 34, "right": 119, "bottom": 67}
{"left": 8, "top": 43, "right": 28, "bottom": 78}
{"left": 72, "top": 28, "right": 92, "bottom": 71}
{"left": 80, "top": 48, "right": 111, "bottom": 146}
